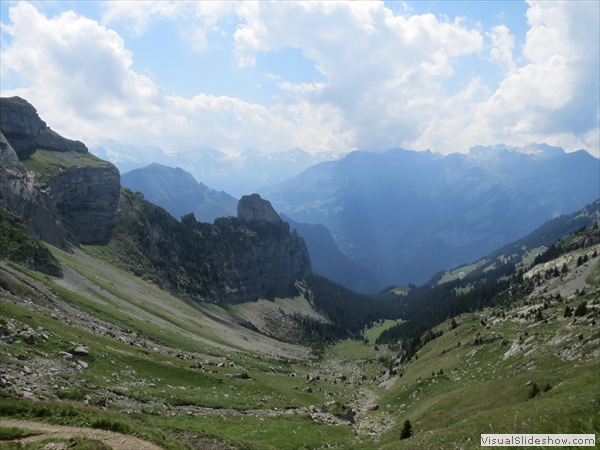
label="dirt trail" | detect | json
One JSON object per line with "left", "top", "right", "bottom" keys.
{"left": 0, "top": 419, "right": 163, "bottom": 450}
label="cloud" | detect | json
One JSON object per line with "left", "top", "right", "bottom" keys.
{"left": 461, "top": 1, "right": 600, "bottom": 156}
{"left": 487, "top": 25, "right": 516, "bottom": 73}
{"left": 1, "top": 1, "right": 598, "bottom": 157}
{"left": 278, "top": 82, "right": 326, "bottom": 93}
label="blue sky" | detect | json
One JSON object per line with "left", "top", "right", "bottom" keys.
{"left": 1, "top": 1, "right": 598, "bottom": 157}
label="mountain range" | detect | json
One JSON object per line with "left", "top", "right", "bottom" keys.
{"left": 121, "top": 163, "right": 238, "bottom": 223}
{"left": 1, "top": 95, "right": 599, "bottom": 450}
{"left": 120, "top": 163, "right": 382, "bottom": 292}
{"left": 261, "top": 144, "right": 600, "bottom": 286}
{"left": 92, "top": 138, "right": 339, "bottom": 198}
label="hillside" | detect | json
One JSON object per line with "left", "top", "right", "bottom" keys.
{"left": 261, "top": 145, "right": 600, "bottom": 286}
{"left": 1, "top": 217, "right": 598, "bottom": 449}
{"left": 121, "top": 163, "right": 238, "bottom": 223}
{"left": 426, "top": 200, "right": 600, "bottom": 286}
{"left": 1, "top": 96, "right": 599, "bottom": 449}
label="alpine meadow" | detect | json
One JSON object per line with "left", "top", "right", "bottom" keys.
{"left": 1, "top": 1, "right": 599, "bottom": 450}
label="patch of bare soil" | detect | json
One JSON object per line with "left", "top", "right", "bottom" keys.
{"left": 0, "top": 419, "right": 162, "bottom": 450}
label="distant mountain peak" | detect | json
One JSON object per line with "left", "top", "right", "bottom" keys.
{"left": 468, "top": 143, "right": 566, "bottom": 159}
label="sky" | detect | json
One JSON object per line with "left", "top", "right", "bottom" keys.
{"left": 1, "top": 1, "right": 599, "bottom": 157}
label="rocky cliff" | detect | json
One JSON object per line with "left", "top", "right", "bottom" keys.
{"left": 0, "top": 97, "right": 86, "bottom": 159}
{"left": 0, "top": 130, "right": 69, "bottom": 250}
{"left": 1, "top": 96, "right": 311, "bottom": 303}
{"left": 228, "top": 194, "right": 312, "bottom": 302}
{"left": 111, "top": 190, "right": 311, "bottom": 304}
{"left": 0, "top": 97, "right": 120, "bottom": 246}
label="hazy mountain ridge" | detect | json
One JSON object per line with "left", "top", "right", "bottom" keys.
{"left": 262, "top": 145, "right": 600, "bottom": 286}
{"left": 91, "top": 139, "right": 339, "bottom": 198}
{"left": 119, "top": 161, "right": 382, "bottom": 293}
{"left": 121, "top": 163, "right": 238, "bottom": 223}
{"left": 282, "top": 215, "right": 384, "bottom": 293}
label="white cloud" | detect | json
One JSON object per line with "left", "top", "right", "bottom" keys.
{"left": 1, "top": 1, "right": 598, "bottom": 158}
{"left": 487, "top": 25, "right": 516, "bottom": 73}
{"left": 462, "top": 1, "right": 599, "bottom": 155}
{"left": 278, "top": 82, "right": 326, "bottom": 93}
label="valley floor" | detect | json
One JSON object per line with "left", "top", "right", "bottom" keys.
{"left": 1, "top": 243, "right": 599, "bottom": 449}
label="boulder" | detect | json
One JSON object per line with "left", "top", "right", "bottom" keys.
{"left": 71, "top": 346, "right": 89, "bottom": 356}
{"left": 339, "top": 408, "right": 356, "bottom": 424}
{"left": 59, "top": 351, "right": 73, "bottom": 362}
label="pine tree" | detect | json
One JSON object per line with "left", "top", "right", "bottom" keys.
{"left": 564, "top": 306, "right": 572, "bottom": 318}
{"left": 528, "top": 382, "right": 540, "bottom": 399}
{"left": 451, "top": 318, "right": 458, "bottom": 330}
{"left": 400, "top": 419, "right": 412, "bottom": 439}
{"left": 561, "top": 263, "right": 568, "bottom": 274}
{"left": 574, "top": 302, "right": 587, "bottom": 317}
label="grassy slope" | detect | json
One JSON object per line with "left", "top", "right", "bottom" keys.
{"left": 22, "top": 150, "right": 113, "bottom": 185}
{"left": 1, "top": 237, "right": 599, "bottom": 449}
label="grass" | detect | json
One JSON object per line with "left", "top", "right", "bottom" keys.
{"left": 22, "top": 149, "right": 114, "bottom": 185}
{"left": 363, "top": 319, "right": 403, "bottom": 344}
{"left": 0, "top": 428, "right": 43, "bottom": 441}
{"left": 2, "top": 240, "right": 599, "bottom": 449}
{"left": 437, "top": 263, "right": 478, "bottom": 285}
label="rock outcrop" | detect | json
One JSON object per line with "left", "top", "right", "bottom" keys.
{"left": 0, "top": 130, "right": 70, "bottom": 249}
{"left": 1, "top": 96, "right": 310, "bottom": 302}
{"left": 0, "top": 97, "right": 120, "bottom": 246}
{"left": 45, "top": 164, "right": 120, "bottom": 245}
{"left": 221, "top": 194, "right": 312, "bottom": 303}
{"left": 112, "top": 190, "right": 311, "bottom": 304}
{"left": 237, "top": 193, "right": 281, "bottom": 225}
{"left": 0, "top": 97, "right": 86, "bottom": 159}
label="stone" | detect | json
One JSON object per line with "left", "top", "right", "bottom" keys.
{"left": 77, "top": 360, "right": 88, "bottom": 369}
{"left": 25, "top": 334, "right": 37, "bottom": 345}
{"left": 59, "top": 351, "right": 73, "bottom": 362}
{"left": 0, "top": 335, "right": 14, "bottom": 345}
{"left": 71, "top": 346, "right": 89, "bottom": 356}
{"left": 339, "top": 408, "right": 356, "bottom": 424}
{"left": 369, "top": 404, "right": 379, "bottom": 411}
{"left": 320, "top": 404, "right": 328, "bottom": 413}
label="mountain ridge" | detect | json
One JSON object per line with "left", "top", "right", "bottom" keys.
{"left": 262, "top": 145, "right": 600, "bottom": 286}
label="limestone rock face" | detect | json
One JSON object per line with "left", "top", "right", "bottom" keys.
{"left": 0, "top": 96, "right": 120, "bottom": 246}
{"left": 0, "top": 130, "right": 70, "bottom": 249}
{"left": 46, "top": 165, "right": 120, "bottom": 244}
{"left": 113, "top": 191, "right": 312, "bottom": 304}
{"left": 0, "top": 97, "right": 87, "bottom": 159}
{"left": 213, "top": 195, "right": 312, "bottom": 303}
{"left": 237, "top": 194, "right": 281, "bottom": 225}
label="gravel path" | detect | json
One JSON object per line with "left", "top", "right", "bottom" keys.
{"left": 0, "top": 419, "right": 163, "bottom": 450}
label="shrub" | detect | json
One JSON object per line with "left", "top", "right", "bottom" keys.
{"left": 528, "top": 383, "right": 540, "bottom": 399}
{"left": 574, "top": 302, "right": 587, "bottom": 317}
{"left": 400, "top": 419, "right": 412, "bottom": 439}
